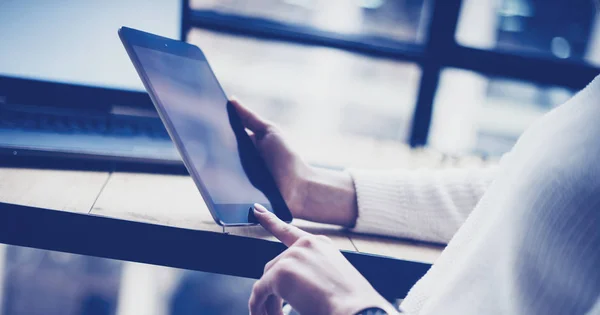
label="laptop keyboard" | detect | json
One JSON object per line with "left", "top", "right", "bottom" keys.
{"left": 0, "top": 107, "right": 170, "bottom": 140}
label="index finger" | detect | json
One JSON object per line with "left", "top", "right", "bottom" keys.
{"left": 253, "top": 204, "right": 310, "bottom": 247}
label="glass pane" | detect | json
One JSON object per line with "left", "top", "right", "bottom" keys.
{"left": 428, "top": 68, "right": 574, "bottom": 156}
{"left": 456, "top": 0, "right": 600, "bottom": 65}
{"left": 187, "top": 29, "right": 421, "bottom": 169}
{"left": 0, "top": 244, "right": 256, "bottom": 315}
{"left": 191, "top": 0, "right": 429, "bottom": 44}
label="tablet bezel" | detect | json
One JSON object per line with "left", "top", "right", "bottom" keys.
{"left": 118, "top": 26, "right": 292, "bottom": 226}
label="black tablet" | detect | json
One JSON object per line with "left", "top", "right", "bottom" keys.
{"left": 118, "top": 26, "right": 292, "bottom": 226}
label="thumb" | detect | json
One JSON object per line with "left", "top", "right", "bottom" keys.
{"left": 229, "top": 98, "right": 270, "bottom": 135}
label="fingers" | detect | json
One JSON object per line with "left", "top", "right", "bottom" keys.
{"left": 263, "top": 246, "right": 308, "bottom": 277}
{"left": 253, "top": 204, "right": 310, "bottom": 247}
{"left": 266, "top": 296, "right": 284, "bottom": 315}
{"left": 249, "top": 270, "right": 276, "bottom": 315}
{"left": 230, "top": 98, "right": 270, "bottom": 135}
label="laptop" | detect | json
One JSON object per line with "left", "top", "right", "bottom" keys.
{"left": 0, "top": 0, "right": 186, "bottom": 168}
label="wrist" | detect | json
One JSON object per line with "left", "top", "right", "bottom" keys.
{"left": 296, "top": 166, "right": 358, "bottom": 227}
{"left": 289, "top": 163, "right": 314, "bottom": 219}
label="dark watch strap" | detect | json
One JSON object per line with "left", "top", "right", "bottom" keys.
{"left": 354, "top": 307, "right": 388, "bottom": 315}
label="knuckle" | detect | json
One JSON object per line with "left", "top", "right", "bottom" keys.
{"left": 280, "top": 224, "right": 292, "bottom": 235}
{"left": 263, "top": 216, "right": 278, "bottom": 228}
{"left": 285, "top": 247, "right": 306, "bottom": 261}
{"left": 263, "top": 260, "right": 274, "bottom": 274}
{"left": 248, "top": 292, "right": 256, "bottom": 309}
{"left": 271, "top": 259, "right": 298, "bottom": 297}
{"left": 264, "top": 248, "right": 304, "bottom": 277}
{"left": 297, "top": 235, "right": 318, "bottom": 248}
{"left": 263, "top": 213, "right": 275, "bottom": 222}
{"left": 273, "top": 259, "right": 295, "bottom": 280}
{"left": 251, "top": 281, "right": 260, "bottom": 293}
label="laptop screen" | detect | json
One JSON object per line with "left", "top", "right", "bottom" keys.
{"left": 0, "top": 0, "right": 182, "bottom": 92}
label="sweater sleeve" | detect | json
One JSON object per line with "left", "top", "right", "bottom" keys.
{"left": 348, "top": 166, "right": 498, "bottom": 244}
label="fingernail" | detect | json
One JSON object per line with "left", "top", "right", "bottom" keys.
{"left": 253, "top": 203, "right": 267, "bottom": 214}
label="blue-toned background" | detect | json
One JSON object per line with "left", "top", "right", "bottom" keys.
{"left": 0, "top": 0, "right": 598, "bottom": 314}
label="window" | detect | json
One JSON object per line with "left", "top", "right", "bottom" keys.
{"left": 456, "top": 0, "right": 600, "bottom": 65}
{"left": 188, "top": 29, "right": 421, "bottom": 168}
{"left": 428, "top": 68, "right": 573, "bottom": 156}
{"left": 191, "top": 0, "right": 430, "bottom": 44}
{"left": 185, "top": 0, "right": 600, "bottom": 164}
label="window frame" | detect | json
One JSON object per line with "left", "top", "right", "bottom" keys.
{"left": 181, "top": 0, "right": 600, "bottom": 147}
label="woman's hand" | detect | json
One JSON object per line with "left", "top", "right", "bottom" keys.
{"left": 231, "top": 99, "right": 358, "bottom": 227}
{"left": 249, "top": 204, "right": 399, "bottom": 315}
{"left": 230, "top": 99, "right": 311, "bottom": 218}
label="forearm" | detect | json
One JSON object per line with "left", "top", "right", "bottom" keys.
{"left": 295, "top": 164, "right": 498, "bottom": 243}
{"left": 296, "top": 167, "right": 358, "bottom": 227}
{"left": 350, "top": 166, "right": 498, "bottom": 243}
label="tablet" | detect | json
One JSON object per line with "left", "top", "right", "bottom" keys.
{"left": 118, "top": 27, "right": 293, "bottom": 226}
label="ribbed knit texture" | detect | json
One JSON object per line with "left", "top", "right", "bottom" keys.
{"left": 350, "top": 167, "right": 498, "bottom": 244}
{"left": 349, "top": 75, "right": 600, "bottom": 315}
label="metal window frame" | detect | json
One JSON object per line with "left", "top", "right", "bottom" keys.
{"left": 183, "top": 0, "right": 599, "bottom": 147}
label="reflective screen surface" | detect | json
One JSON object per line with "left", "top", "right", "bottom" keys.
{"left": 132, "top": 45, "right": 278, "bottom": 213}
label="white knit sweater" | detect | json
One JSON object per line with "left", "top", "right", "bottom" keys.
{"left": 350, "top": 75, "right": 600, "bottom": 315}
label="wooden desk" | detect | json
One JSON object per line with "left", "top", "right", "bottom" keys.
{"left": 0, "top": 166, "right": 445, "bottom": 298}
{"left": 0, "top": 167, "right": 443, "bottom": 262}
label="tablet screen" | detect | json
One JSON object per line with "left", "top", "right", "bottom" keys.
{"left": 130, "top": 42, "right": 290, "bottom": 224}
